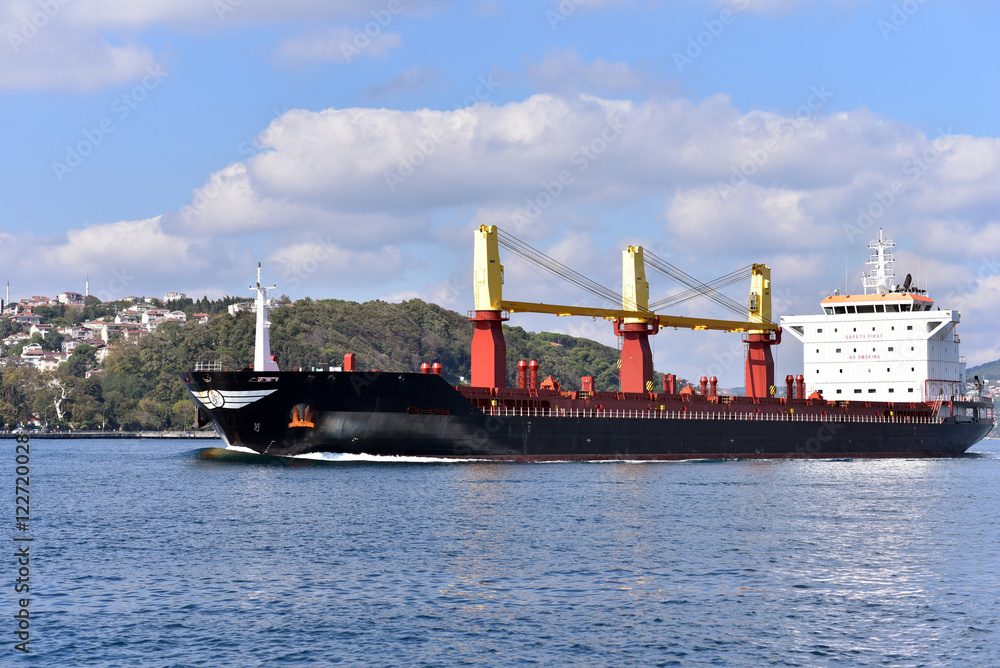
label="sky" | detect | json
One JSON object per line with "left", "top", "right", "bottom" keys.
{"left": 2, "top": 0, "right": 999, "bottom": 386}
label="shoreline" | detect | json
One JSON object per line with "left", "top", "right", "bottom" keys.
{"left": 0, "top": 430, "right": 220, "bottom": 440}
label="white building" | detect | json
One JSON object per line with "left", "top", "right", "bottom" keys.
{"left": 164, "top": 291, "right": 187, "bottom": 303}
{"left": 58, "top": 291, "right": 85, "bottom": 306}
{"left": 781, "top": 230, "right": 965, "bottom": 403}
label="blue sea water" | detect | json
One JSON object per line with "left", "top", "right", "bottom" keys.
{"left": 6, "top": 438, "right": 999, "bottom": 667}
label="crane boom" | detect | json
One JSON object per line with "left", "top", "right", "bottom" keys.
{"left": 499, "top": 300, "right": 777, "bottom": 333}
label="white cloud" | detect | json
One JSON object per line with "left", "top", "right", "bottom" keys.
{"left": 0, "top": 0, "right": 445, "bottom": 90}
{"left": 1, "top": 1, "right": 156, "bottom": 91}
{"left": 10, "top": 89, "right": 1000, "bottom": 378}
{"left": 273, "top": 25, "right": 402, "bottom": 66}
{"left": 522, "top": 47, "right": 658, "bottom": 96}
{"left": 267, "top": 240, "right": 408, "bottom": 292}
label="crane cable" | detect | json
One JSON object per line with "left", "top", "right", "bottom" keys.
{"left": 497, "top": 229, "right": 627, "bottom": 308}
{"left": 644, "top": 249, "right": 749, "bottom": 318}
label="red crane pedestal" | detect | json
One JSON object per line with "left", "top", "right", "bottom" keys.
{"left": 744, "top": 329, "right": 781, "bottom": 399}
{"left": 615, "top": 319, "right": 659, "bottom": 394}
{"left": 469, "top": 310, "right": 508, "bottom": 388}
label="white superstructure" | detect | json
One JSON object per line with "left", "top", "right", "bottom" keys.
{"left": 781, "top": 230, "right": 965, "bottom": 402}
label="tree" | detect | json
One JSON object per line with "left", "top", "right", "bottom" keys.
{"left": 64, "top": 344, "right": 98, "bottom": 377}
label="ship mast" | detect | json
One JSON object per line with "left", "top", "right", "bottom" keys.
{"left": 862, "top": 228, "right": 896, "bottom": 294}
{"left": 253, "top": 262, "right": 279, "bottom": 372}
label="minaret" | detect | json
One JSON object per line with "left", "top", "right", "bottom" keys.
{"left": 86, "top": 273, "right": 89, "bottom": 298}
{"left": 252, "top": 262, "right": 280, "bottom": 372}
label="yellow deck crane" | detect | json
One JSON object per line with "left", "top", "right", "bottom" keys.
{"left": 469, "top": 225, "right": 780, "bottom": 395}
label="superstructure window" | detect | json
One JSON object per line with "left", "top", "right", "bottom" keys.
{"left": 854, "top": 389, "right": 862, "bottom": 394}
{"left": 836, "top": 389, "right": 842, "bottom": 394}
{"left": 888, "top": 388, "right": 894, "bottom": 393}
{"left": 817, "top": 328, "right": 823, "bottom": 333}
{"left": 868, "top": 389, "right": 876, "bottom": 393}
{"left": 907, "top": 325, "right": 913, "bottom": 330}
{"left": 908, "top": 388, "right": 914, "bottom": 393}
{"left": 836, "top": 348, "right": 841, "bottom": 353}
{"left": 888, "top": 347, "right": 893, "bottom": 351}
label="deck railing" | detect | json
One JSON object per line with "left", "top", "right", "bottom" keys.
{"left": 480, "top": 406, "right": 938, "bottom": 424}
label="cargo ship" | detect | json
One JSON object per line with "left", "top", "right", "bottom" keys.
{"left": 181, "top": 228, "right": 994, "bottom": 460}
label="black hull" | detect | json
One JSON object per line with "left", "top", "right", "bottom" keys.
{"left": 181, "top": 371, "right": 994, "bottom": 460}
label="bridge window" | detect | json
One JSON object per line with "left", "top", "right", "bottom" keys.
{"left": 875, "top": 305, "right": 885, "bottom": 312}
{"left": 857, "top": 305, "right": 875, "bottom": 313}
{"left": 835, "top": 306, "right": 846, "bottom": 314}
{"left": 824, "top": 307, "right": 834, "bottom": 315}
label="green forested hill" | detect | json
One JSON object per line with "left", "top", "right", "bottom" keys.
{"left": 1, "top": 298, "right": 634, "bottom": 430}
{"left": 967, "top": 359, "right": 1000, "bottom": 381}
{"left": 266, "top": 298, "right": 623, "bottom": 389}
